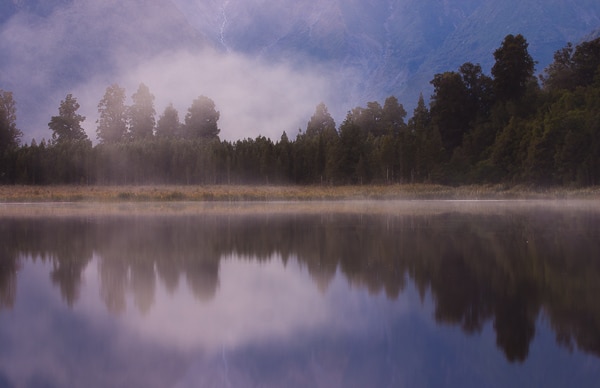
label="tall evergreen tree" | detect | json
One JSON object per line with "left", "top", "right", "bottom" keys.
{"left": 0, "top": 89, "right": 22, "bottom": 154}
{"left": 156, "top": 103, "right": 181, "bottom": 139}
{"left": 48, "top": 94, "right": 88, "bottom": 144}
{"left": 492, "top": 34, "right": 536, "bottom": 102}
{"left": 333, "top": 113, "right": 366, "bottom": 183}
{"left": 353, "top": 101, "right": 384, "bottom": 137}
{"left": 459, "top": 62, "right": 494, "bottom": 119}
{"left": 306, "top": 102, "right": 336, "bottom": 138}
{"left": 96, "top": 84, "right": 127, "bottom": 144}
{"left": 128, "top": 83, "right": 156, "bottom": 140}
{"left": 381, "top": 96, "right": 407, "bottom": 136}
{"left": 430, "top": 71, "right": 471, "bottom": 155}
{"left": 409, "top": 94, "right": 441, "bottom": 182}
{"left": 184, "top": 96, "right": 220, "bottom": 140}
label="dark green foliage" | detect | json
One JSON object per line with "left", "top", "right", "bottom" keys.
{"left": 0, "top": 90, "right": 21, "bottom": 154}
{"left": 0, "top": 90, "right": 22, "bottom": 183}
{"left": 331, "top": 114, "right": 367, "bottom": 184}
{"left": 430, "top": 71, "right": 471, "bottom": 155}
{"left": 48, "top": 139, "right": 93, "bottom": 184}
{"left": 541, "top": 38, "right": 600, "bottom": 91}
{"left": 409, "top": 95, "right": 443, "bottom": 182}
{"left": 571, "top": 38, "right": 600, "bottom": 88}
{"left": 381, "top": 96, "right": 407, "bottom": 136}
{"left": 430, "top": 63, "right": 494, "bottom": 161}
{"left": 540, "top": 43, "right": 576, "bottom": 91}
{"left": 306, "top": 102, "right": 336, "bottom": 138}
{"left": 96, "top": 84, "right": 128, "bottom": 144}
{"left": 492, "top": 34, "right": 536, "bottom": 102}
{"left": 48, "top": 94, "right": 88, "bottom": 144}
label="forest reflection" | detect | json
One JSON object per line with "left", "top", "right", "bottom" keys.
{"left": 1, "top": 205, "right": 600, "bottom": 363}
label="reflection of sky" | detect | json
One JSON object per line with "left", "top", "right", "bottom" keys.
{"left": 76, "top": 254, "right": 413, "bottom": 353}
{"left": 1, "top": 254, "right": 599, "bottom": 387}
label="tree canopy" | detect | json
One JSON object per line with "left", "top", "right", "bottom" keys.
{"left": 0, "top": 89, "right": 21, "bottom": 154}
{"left": 306, "top": 102, "right": 336, "bottom": 138}
{"left": 96, "top": 84, "right": 128, "bottom": 144}
{"left": 184, "top": 96, "right": 220, "bottom": 140}
{"left": 156, "top": 103, "right": 181, "bottom": 139}
{"left": 48, "top": 94, "right": 88, "bottom": 144}
{"left": 128, "top": 83, "right": 156, "bottom": 140}
{"left": 541, "top": 37, "right": 600, "bottom": 91}
{"left": 491, "top": 34, "right": 536, "bottom": 102}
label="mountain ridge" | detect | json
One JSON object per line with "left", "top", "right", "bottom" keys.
{"left": 174, "top": 0, "right": 600, "bottom": 108}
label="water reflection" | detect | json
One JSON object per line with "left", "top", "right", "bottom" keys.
{"left": 1, "top": 201, "right": 600, "bottom": 365}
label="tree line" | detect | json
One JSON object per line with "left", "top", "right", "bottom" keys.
{"left": 1, "top": 33, "right": 600, "bottom": 186}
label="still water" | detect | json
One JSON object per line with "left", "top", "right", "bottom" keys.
{"left": 1, "top": 200, "right": 600, "bottom": 387}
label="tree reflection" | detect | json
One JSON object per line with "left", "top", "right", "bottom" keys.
{"left": 48, "top": 221, "right": 93, "bottom": 306}
{"left": 2, "top": 205, "right": 600, "bottom": 362}
{"left": 0, "top": 218, "right": 93, "bottom": 308}
{"left": 0, "top": 254, "right": 18, "bottom": 310}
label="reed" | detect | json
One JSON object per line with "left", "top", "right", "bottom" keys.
{"left": 1, "top": 184, "right": 599, "bottom": 202}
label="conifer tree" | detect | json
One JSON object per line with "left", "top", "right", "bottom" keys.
{"left": 184, "top": 96, "right": 220, "bottom": 140}
{"left": 492, "top": 34, "right": 535, "bottom": 102}
{"left": 156, "top": 103, "right": 181, "bottom": 139}
{"left": 129, "top": 83, "right": 156, "bottom": 140}
{"left": 96, "top": 84, "right": 127, "bottom": 144}
{"left": 0, "top": 89, "right": 21, "bottom": 154}
{"left": 48, "top": 94, "right": 88, "bottom": 144}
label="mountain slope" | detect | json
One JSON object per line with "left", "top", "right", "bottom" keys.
{"left": 174, "top": 0, "right": 600, "bottom": 107}
{"left": 172, "top": 0, "right": 483, "bottom": 103}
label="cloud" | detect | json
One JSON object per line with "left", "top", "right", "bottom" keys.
{"left": 75, "top": 47, "right": 341, "bottom": 143}
{"left": 0, "top": 0, "right": 349, "bottom": 144}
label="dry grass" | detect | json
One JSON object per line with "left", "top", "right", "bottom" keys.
{"left": 1, "top": 184, "right": 600, "bottom": 203}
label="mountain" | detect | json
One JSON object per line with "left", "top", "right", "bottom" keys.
{"left": 171, "top": 0, "right": 480, "bottom": 104}
{"left": 1, "top": 0, "right": 599, "bottom": 143}
{"left": 173, "top": 0, "right": 600, "bottom": 108}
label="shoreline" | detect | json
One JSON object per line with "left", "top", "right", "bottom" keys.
{"left": 1, "top": 184, "right": 600, "bottom": 202}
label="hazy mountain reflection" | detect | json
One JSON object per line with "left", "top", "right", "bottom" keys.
{"left": 1, "top": 201, "right": 600, "bottom": 366}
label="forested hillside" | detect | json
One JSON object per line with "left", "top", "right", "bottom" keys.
{"left": 1, "top": 34, "right": 599, "bottom": 186}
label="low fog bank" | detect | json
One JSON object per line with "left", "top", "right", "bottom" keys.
{"left": 74, "top": 48, "right": 350, "bottom": 143}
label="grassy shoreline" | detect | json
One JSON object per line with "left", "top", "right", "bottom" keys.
{"left": 1, "top": 184, "right": 600, "bottom": 202}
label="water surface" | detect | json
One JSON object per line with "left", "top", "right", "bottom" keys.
{"left": 1, "top": 201, "right": 599, "bottom": 387}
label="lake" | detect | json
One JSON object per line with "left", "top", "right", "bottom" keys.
{"left": 0, "top": 200, "right": 599, "bottom": 387}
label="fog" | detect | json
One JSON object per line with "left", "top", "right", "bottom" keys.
{"left": 0, "top": 0, "right": 352, "bottom": 144}
{"left": 73, "top": 48, "right": 345, "bottom": 143}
